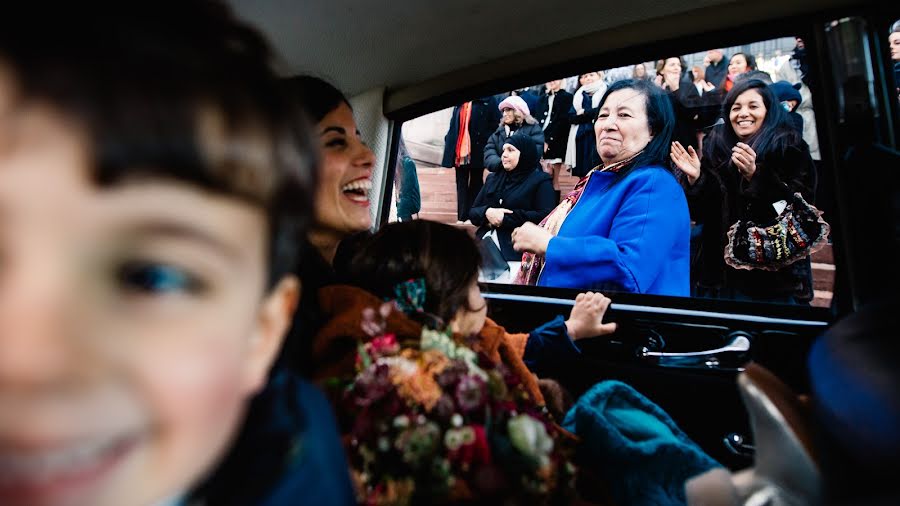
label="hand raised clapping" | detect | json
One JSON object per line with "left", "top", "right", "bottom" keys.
{"left": 731, "top": 142, "right": 757, "bottom": 180}
{"left": 670, "top": 141, "right": 701, "bottom": 184}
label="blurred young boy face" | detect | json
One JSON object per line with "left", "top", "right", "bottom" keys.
{"left": 0, "top": 66, "right": 296, "bottom": 506}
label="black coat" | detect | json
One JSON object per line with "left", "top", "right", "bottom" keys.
{"left": 483, "top": 122, "right": 544, "bottom": 172}
{"left": 704, "top": 58, "right": 729, "bottom": 88}
{"left": 686, "top": 136, "right": 816, "bottom": 299}
{"left": 469, "top": 167, "right": 555, "bottom": 261}
{"left": 567, "top": 92, "right": 602, "bottom": 177}
{"left": 534, "top": 89, "right": 574, "bottom": 160}
{"left": 441, "top": 96, "right": 501, "bottom": 169}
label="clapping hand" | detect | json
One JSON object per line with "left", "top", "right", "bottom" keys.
{"left": 670, "top": 141, "right": 701, "bottom": 184}
{"left": 731, "top": 142, "right": 757, "bottom": 180}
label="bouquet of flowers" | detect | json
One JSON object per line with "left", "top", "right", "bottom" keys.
{"left": 337, "top": 304, "right": 575, "bottom": 505}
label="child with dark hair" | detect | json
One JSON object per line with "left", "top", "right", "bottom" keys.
{"left": 0, "top": 3, "right": 353, "bottom": 505}
{"left": 311, "top": 220, "right": 617, "bottom": 393}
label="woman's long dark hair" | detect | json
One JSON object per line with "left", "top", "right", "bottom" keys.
{"left": 594, "top": 79, "right": 676, "bottom": 182}
{"left": 282, "top": 75, "right": 351, "bottom": 123}
{"left": 703, "top": 78, "right": 803, "bottom": 167}
{"left": 349, "top": 220, "right": 482, "bottom": 328}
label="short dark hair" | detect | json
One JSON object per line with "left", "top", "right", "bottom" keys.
{"left": 0, "top": 2, "right": 316, "bottom": 288}
{"left": 349, "top": 220, "right": 481, "bottom": 328}
{"left": 704, "top": 78, "right": 802, "bottom": 167}
{"left": 595, "top": 78, "right": 676, "bottom": 181}
{"left": 282, "top": 75, "right": 351, "bottom": 124}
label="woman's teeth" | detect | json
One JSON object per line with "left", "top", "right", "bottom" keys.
{"left": 341, "top": 180, "right": 371, "bottom": 202}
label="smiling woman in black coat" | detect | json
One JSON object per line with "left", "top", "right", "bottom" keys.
{"left": 470, "top": 132, "right": 556, "bottom": 261}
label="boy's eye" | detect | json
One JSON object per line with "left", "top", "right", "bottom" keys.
{"left": 117, "top": 262, "right": 200, "bottom": 294}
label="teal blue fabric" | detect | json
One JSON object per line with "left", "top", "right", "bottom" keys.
{"left": 563, "top": 380, "right": 720, "bottom": 506}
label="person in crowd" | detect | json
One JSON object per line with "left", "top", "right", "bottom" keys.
{"left": 890, "top": 21, "right": 900, "bottom": 102}
{"left": 723, "top": 52, "right": 758, "bottom": 92}
{"left": 442, "top": 96, "right": 501, "bottom": 222}
{"left": 671, "top": 79, "right": 816, "bottom": 303}
{"left": 704, "top": 48, "right": 729, "bottom": 88}
{"left": 0, "top": 4, "right": 355, "bottom": 506}
{"left": 280, "top": 76, "right": 377, "bottom": 376}
{"left": 693, "top": 65, "right": 709, "bottom": 95}
{"left": 394, "top": 138, "right": 421, "bottom": 221}
{"left": 655, "top": 57, "right": 718, "bottom": 151}
{"left": 512, "top": 85, "right": 541, "bottom": 114}
{"left": 632, "top": 63, "right": 651, "bottom": 81}
{"left": 469, "top": 133, "right": 556, "bottom": 260}
{"left": 792, "top": 37, "right": 811, "bottom": 87}
{"left": 483, "top": 95, "right": 544, "bottom": 172}
{"left": 535, "top": 78, "right": 574, "bottom": 199}
{"left": 770, "top": 80, "right": 805, "bottom": 133}
{"left": 565, "top": 71, "right": 607, "bottom": 177}
{"left": 513, "top": 79, "right": 691, "bottom": 296}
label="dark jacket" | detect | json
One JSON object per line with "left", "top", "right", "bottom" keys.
{"left": 568, "top": 93, "right": 602, "bottom": 177}
{"left": 668, "top": 81, "right": 723, "bottom": 150}
{"left": 705, "top": 57, "right": 729, "bottom": 88}
{"left": 686, "top": 133, "right": 816, "bottom": 300}
{"left": 534, "top": 89, "right": 574, "bottom": 160}
{"left": 483, "top": 121, "right": 544, "bottom": 172}
{"left": 189, "top": 370, "right": 356, "bottom": 505}
{"left": 470, "top": 133, "right": 555, "bottom": 260}
{"left": 441, "top": 96, "right": 501, "bottom": 169}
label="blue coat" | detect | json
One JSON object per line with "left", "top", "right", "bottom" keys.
{"left": 538, "top": 167, "right": 690, "bottom": 296}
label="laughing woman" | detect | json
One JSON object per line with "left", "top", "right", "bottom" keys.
{"left": 282, "top": 76, "right": 378, "bottom": 374}
{"left": 671, "top": 78, "right": 817, "bottom": 303}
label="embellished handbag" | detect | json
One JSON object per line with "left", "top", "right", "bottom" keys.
{"left": 724, "top": 190, "right": 830, "bottom": 271}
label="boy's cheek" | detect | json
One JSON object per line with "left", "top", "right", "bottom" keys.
{"left": 120, "top": 327, "right": 254, "bottom": 502}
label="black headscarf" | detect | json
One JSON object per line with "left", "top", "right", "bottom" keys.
{"left": 501, "top": 132, "right": 539, "bottom": 185}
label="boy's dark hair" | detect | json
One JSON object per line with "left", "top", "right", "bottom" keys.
{"left": 595, "top": 78, "right": 677, "bottom": 182}
{"left": 350, "top": 220, "right": 482, "bottom": 327}
{"left": 0, "top": 2, "right": 315, "bottom": 287}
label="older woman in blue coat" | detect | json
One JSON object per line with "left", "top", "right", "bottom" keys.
{"left": 512, "top": 79, "right": 690, "bottom": 296}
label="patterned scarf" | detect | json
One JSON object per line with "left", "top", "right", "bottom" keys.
{"left": 454, "top": 101, "right": 473, "bottom": 166}
{"left": 513, "top": 151, "right": 643, "bottom": 285}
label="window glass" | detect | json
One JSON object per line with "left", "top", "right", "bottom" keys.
{"left": 393, "top": 35, "right": 835, "bottom": 308}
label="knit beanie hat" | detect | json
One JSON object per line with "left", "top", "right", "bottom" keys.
{"left": 498, "top": 95, "right": 531, "bottom": 117}
{"left": 769, "top": 80, "right": 802, "bottom": 105}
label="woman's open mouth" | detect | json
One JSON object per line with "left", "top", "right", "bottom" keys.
{"left": 341, "top": 178, "right": 372, "bottom": 206}
{"left": 0, "top": 434, "right": 139, "bottom": 504}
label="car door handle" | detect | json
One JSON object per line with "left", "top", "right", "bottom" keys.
{"left": 639, "top": 333, "right": 751, "bottom": 369}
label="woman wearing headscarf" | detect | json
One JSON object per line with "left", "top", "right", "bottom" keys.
{"left": 469, "top": 132, "right": 556, "bottom": 261}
